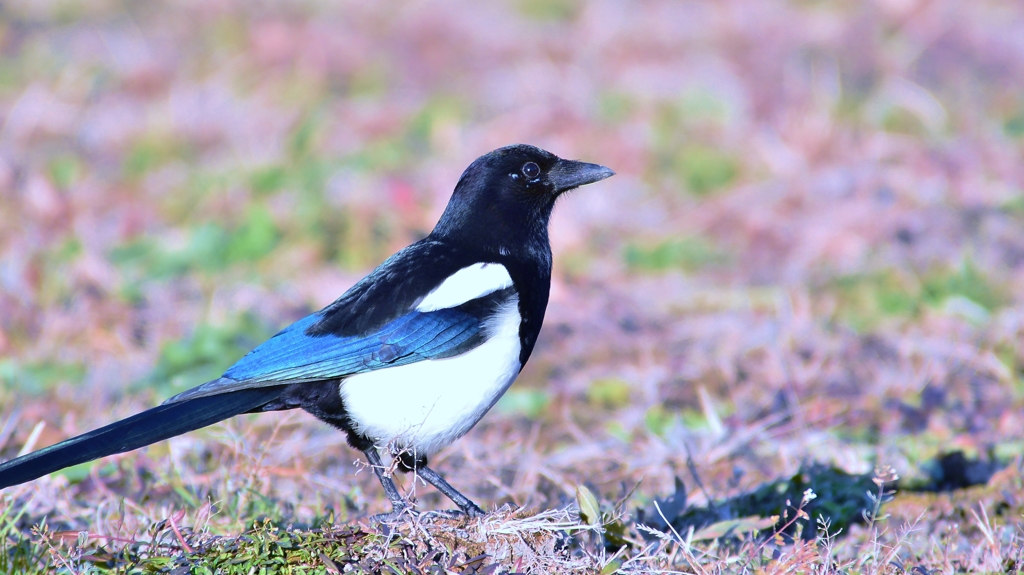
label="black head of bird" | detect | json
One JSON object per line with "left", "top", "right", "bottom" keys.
{"left": 433, "top": 144, "right": 615, "bottom": 249}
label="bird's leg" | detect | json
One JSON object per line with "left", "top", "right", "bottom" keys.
{"left": 362, "top": 448, "right": 413, "bottom": 520}
{"left": 413, "top": 464, "right": 486, "bottom": 517}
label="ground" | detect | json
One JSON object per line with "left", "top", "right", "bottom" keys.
{"left": 2, "top": 0, "right": 1024, "bottom": 573}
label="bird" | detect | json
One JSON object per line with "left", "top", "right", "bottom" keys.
{"left": 0, "top": 144, "right": 614, "bottom": 519}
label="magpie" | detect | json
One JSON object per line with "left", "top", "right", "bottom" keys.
{"left": 0, "top": 144, "right": 614, "bottom": 518}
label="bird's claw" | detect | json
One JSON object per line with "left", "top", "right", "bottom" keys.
{"left": 370, "top": 505, "right": 416, "bottom": 524}
{"left": 460, "top": 502, "right": 487, "bottom": 518}
{"left": 369, "top": 502, "right": 487, "bottom": 524}
{"left": 422, "top": 507, "right": 482, "bottom": 520}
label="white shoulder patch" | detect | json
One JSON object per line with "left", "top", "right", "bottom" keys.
{"left": 415, "top": 263, "right": 514, "bottom": 312}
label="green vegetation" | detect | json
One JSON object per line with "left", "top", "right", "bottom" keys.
{"left": 663, "top": 465, "right": 888, "bottom": 541}
{"left": 495, "top": 388, "right": 552, "bottom": 419}
{"left": 0, "top": 359, "right": 86, "bottom": 396}
{"left": 123, "top": 137, "right": 194, "bottom": 181}
{"left": 47, "top": 155, "right": 82, "bottom": 189}
{"left": 597, "top": 92, "right": 636, "bottom": 125}
{"left": 144, "top": 314, "right": 274, "bottom": 395}
{"left": 673, "top": 145, "right": 740, "bottom": 196}
{"left": 827, "top": 260, "right": 1005, "bottom": 329}
{"left": 624, "top": 236, "right": 730, "bottom": 272}
{"left": 517, "top": 0, "right": 579, "bottom": 21}
{"left": 586, "top": 378, "right": 632, "bottom": 409}
{"left": 1004, "top": 110, "right": 1024, "bottom": 138}
{"left": 109, "top": 206, "right": 280, "bottom": 282}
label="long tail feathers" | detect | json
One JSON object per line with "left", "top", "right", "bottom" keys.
{"left": 0, "top": 386, "right": 285, "bottom": 490}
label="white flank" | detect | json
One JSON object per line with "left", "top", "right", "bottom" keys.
{"left": 340, "top": 295, "right": 522, "bottom": 455}
{"left": 415, "top": 263, "right": 513, "bottom": 312}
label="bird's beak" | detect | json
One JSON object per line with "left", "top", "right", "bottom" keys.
{"left": 548, "top": 159, "right": 615, "bottom": 194}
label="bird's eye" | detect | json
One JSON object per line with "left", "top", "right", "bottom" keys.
{"left": 522, "top": 162, "right": 540, "bottom": 179}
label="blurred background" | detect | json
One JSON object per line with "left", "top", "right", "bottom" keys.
{"left": 2, "top": 0, "right": 1024, "bottom": 542}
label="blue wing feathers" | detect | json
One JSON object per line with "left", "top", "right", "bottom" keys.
{"left": 420, "top": 319, "right": 477, "bottom": 354}
{"left": 223, "top": 308, "right": 485, "bottom": 384}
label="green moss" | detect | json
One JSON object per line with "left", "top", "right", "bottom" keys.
{"left": 826, "top": 261, "right": 1005, "bottom": 330}
{"left": 347, "top": 63, "right": 390, "bottom": 99}
{"left": 144, "top": 313, "right": 273, "bottom": 395}
{"left": 517, "top": 0, "right": 579, "bottom": 21}
{"left": 1004, "top": 110, "right": 1024, "bottom": 138}
{"left": 644, "top": 405, "right": 674, "bottom": 438}
{"left": 123, "top": 137, "right": 192, "bottom": 180}
{"left": 495, "top": 388, "right": 552, "bottom": 419}
{"left": 587, "top": 378, "right": 632, "bottom": 409}
{"left": 407, "top": 97, "right": 464, "bottom": 146}
{"left": 829, "top": 271, "right": 919, "bottom": 329}
{"left": 678, "top": 90, "right": 732, "bottom": 125}
{"left": 109, "top": 206, "right": 280, "bottom": 280}
{"left": 224, "top": 206, "right": 280, "bottom": 264}
{"left": 880, "top": 106, "right": 929, "bottom": 136}
{"left": 654, "top": 464, "right": 885, "bottom": 542}
{"left": 646, "top": 92, "right": 742, "bottom": 196}
{"left": 250, "top": 165, "right": 290, "bottom": 195}
{"left": 288, "top": 112, "right": 322, "bottom": 161}
{"left": 920, "top": 260, "right": 1003, "bottom": 311}
{"left": 624, "top": 236, "right": 730, "bottom": 273}
{"left": 676, "top": 145, "right": 739, "bottom": 195}
{"left": 47, "top": 154, "right": 81, "bottom": 189}
{"left": 0, "top": 359, "right": 86, "bottom": 395}
{"left": 598, "top": 92, "right": 636, "bottom": 125}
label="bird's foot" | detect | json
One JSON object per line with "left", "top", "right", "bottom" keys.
{"left": 370, "top": 502, "right": 417, "bottom": 524}
{"left": 459, "top": 501, "right": 487, "bottom": 518}
{"left": 417, "top": 500, "right": 488, "bottom": 522}
{"left": 420, "top": 505, "right": 486, "bottom": 521}
{"left": 370, "top": 503, "right": 487, "bottom": 524}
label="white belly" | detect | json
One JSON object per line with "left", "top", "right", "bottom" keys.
{"left": 339, "top": 297, "right": 522, "bottom": 456}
